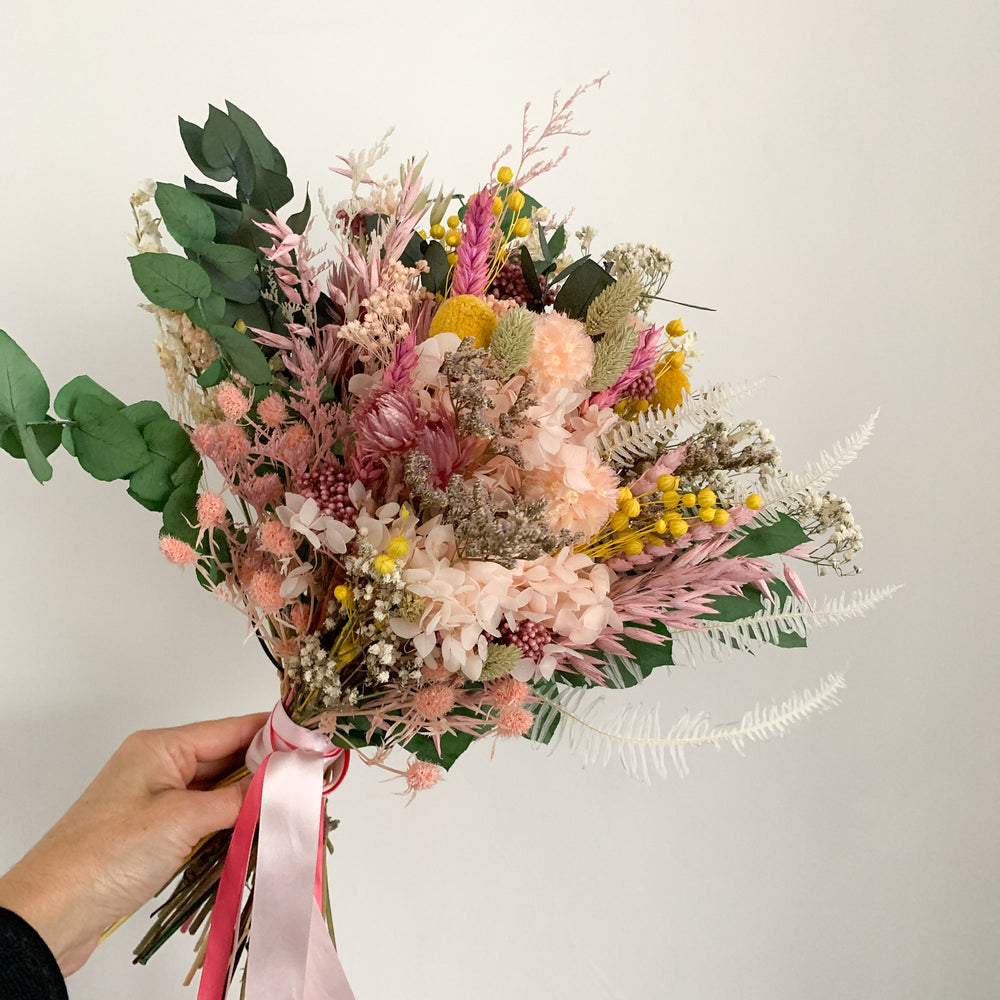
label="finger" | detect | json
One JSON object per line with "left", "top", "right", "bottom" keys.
{"left": 179, "top": 777, "right": 254, "bottom": 842}
{"left": 166, "top": 713, "right": 271, "bottom": 763}
{"left": 191, "top": 750, "right": 251, "bottom": 786}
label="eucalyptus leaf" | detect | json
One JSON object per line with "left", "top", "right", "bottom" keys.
{"left": 186, "top": 292, "right": 227, "bottom": 331}
{"left": 518, "top": 245, "right": 543, "bottom": 303}
{"left": 249, "top": 164, "right": 294, "bottom": 213}
{"left": 209, "top": 325, "right": 272, "bottom": 384}
{"left": 155, "top": 182, "right": 216, "bottom": 250}
{"left": 0, "top": 330, "right": 53, "bottom": 482}
{"left": 128, "top": 454, "right": 176, "bottom": 512}
{"left": 196, "top": 358, "right": 227, "bottom": 388}
{"left": 143, "top": 418, "right": 195, "bottom": 465}
{"left": 421, "top": 241, "right": 449, "bottom": 294}
{"left": 225, "top": 101, "right": 287, "bottom": 174}
{"left": 54, "top": 375, "right": 123, "bottom": 419}
{"left": 202, "top": 260, "right": 261, "bottom": 304}
{"left": 129, "top": 253, "right": 212, "bottom": 311}
{"left": 198, "top": 243, "right": 257, "bottom": 281}
{"left": 179, "top": 117, "right": 233, "bottom": 182}
{"left": 553, "top": 258, "right": 614, "bottom": 320}
{"left": 230, "top": 203, "right": 271, "bottom": 253}
{"left": 1, "top": 419, "right": 61, "bottom": 462}
{"left": 121, "top": 399, "right": 170, "bottom": 432}
{"left": 728, "top": 513, "right": 811, "bottom": 558}
{"left": 286, "top": 187, "right": 311, "bottom": 235}
{"left": 201, "top": 105, "right": 243, "bottom": 171}
{"left": 69, "top": 395, "right": 148, "bottom": 481}
{"left": 162, "top": 483, "right": 199, "bottom": 544}
{"left": 171, "top": 453, "right": 203, "bottom": 489}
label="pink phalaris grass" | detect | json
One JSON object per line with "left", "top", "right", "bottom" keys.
{"left": 451, "top": 187, "right": 494, "bottom": 298}
{"left": 589, "top": 322, "right": 662, "bottom": 409}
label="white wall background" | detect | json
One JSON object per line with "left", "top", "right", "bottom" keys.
{"left": 1, "top": 1, "right": 997, "bottom": 997}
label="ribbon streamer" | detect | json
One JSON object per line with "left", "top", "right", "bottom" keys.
{"left": 197, "top": 704, "right": 353, "bottom": 1000}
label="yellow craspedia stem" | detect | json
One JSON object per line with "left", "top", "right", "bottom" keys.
{"left": 652, "top": 363, "right": 690, "bottom": 412}
{"left": 622, "top": 538, "right": 645, "bottom": 556}
{"left": 447, "top": 214, "right": 461, "bottom": 229}
{"left": 507, "top": 190, "right": 525, "bottom": 212}
{"left": 618, "top": 487, "right": 634, "bottom": 506}
{"left": 697, "top": 488, "right": 717, "bottom": 507}
{"left": 713, "top": 509, "right": 730, "bottom": 526}
{"left": 699, "top": 507, "right": 717, "bottom": 522}
{"left": 497, "top": 165, "right": 514, "bottom": 184}
{"left": 333, "top": 584, "right": 349, "bottom": 603}
{"left": 513, "top": 218, "right": 531, "bottom": 239}
{"left": 746, "top": 493, "right": 763, "bottom": 510}
{"left": 665, "top": 318, "right": 687, "bottom": 338}
{"left": 656, "top": 474, "right": 680, "bottom": 492}
{"left": 445, "top": 230, "right": 461, "bottom": 247}
{"left": 430, "top": 223, "right": 445, "bottom": 240}
{"left": 668, "top": 519, "right": 689, "bottom": 538}
{"left": 492, "top": 196, "right": 504, "bottom": 216}
{"left": 428, "top": 294, "right": 498, "bottom": 349}
{"left": 681, "top": 493, "right": 697, "bottom": 507}
{"left": 234, "top": 319, "right": 247, "bottom": 333}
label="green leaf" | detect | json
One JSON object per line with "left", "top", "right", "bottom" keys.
{"left": 405, "top": 729, "right": 477, "bottom": 771}
{"left": 69, "top": 395, "right": 148, "bottom": 481}
{"left": 400, "top": 230, "right": 425, "bottom": 269}
{"left": 202, "top": 260, "right": 261, "bottom": 304}
{"left": 619, "top": 621, "right": 674, "bottom": 683}
{"left": 248, "top": 164, "right": 294, "bottom": 213}
{"left": 129, "top": 253, "right": 212, "bottom": 311}
{"left": 230, "top": 203, "right": 271, "bottom": 253}
{"left": 728, "top": 513, "right": 811, "bottom": 558}
{"left": 518, "top": 245, "right": 543, "bottom": 303}
{"left": 547, "top": 225, "right": 566, "bottom": 260}
{"left": 179, "top": 117, "right": 233, "bottom": 182}
{"left": 421, "top": 240, "right": 450, "bottom": 294}
{"left": 121, "top": 399, "right": 170, "bottom": 431}
{"left": 201, "top": 105, "right": 243, "bottom": 172}
{"left": 1, "top": 418, "right": 61, "bottom": 460}
{"left": 184, "top": 178, "right": 242, "bottom": 238}
{"left": 209, "top": 325, "right": 272, "bottom": 384}
{"left": 171, "top": 452, "right": 203, "bottom": 488}
{"left": 186, "top": 292, "right": 227, "bottom": 331}
{"left": 0, "top": 329, "right": 53, "bottom": 482}
{"left": 225, "top": 101, "right": 287, "bottom": 174}
{"left": 128, "top": 454, "right": 176, "bottom": 511}
{"left": 154, "top": 182, "right": 216, "bottom": 250}
{"left": 553, "top": 258, "right": 614, "bottom": 320}
{"left": 198, "top": 243, "right": 257, "bottom": 280}
{"left": 222, "top": 298, "right": 270, "bottom": 332}
{"left": 143, "top": 418, "right": 195, "bottom": 465}
{"left": 53, "top": 375, "right": 123, "bottom": 419}
{"left": 162, "top": 483, "right": 199, "bottom": 544}
{"left": 286, "top": 186, "right": 311, "bottom": 235}
{"left": 196, "top": 357, "right": 227, "bottom": 388}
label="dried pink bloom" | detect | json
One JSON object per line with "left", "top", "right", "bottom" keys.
{"left": 196, "top": 492, "right": 228, "bottom": 530}
{"left": 257, "top": 393, "right": 289, "bottom": 427}
{"left": 159, "top": 535, "right": 199, "bottom": 566}
{"left": 413, "top": 684, "right": 456, "bottom": 720}
{"left": 489, "top": 677, "right": 529, "bottom": 708}
{"left": 216, "top": 382, "right": 251, "bottom": 420}
{"left": 272, "top": 423, "right": 314, "bottom": 472}
{"left": 354, "top": 386, "right": 426, "bottom": 453}
{"left": 260, "top": 519, "right": 296, "bottom": 558}
{"left": 289, "top": 603, "right": 311, "bottom": 634}
{"left": 783, "top": 563, "right": 812, "bottom": 607}
{"left": 242, "top": 473, "right": 284, "bottom": 511}
{"left": 248, "top": 570, "right": 287, "bottom": 614}
{"left": 528, "top": 312, "right": 594, "bottom": 395}
{"left": 496, "top": 705, "right": 534, "bottom": 738}
{"left": 405, "top": 760, "right": 442, "bottom": 793}
{"left": 451, "top": 186, "right": 494, "bottom": 298}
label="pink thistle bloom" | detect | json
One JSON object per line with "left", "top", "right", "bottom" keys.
{"left": 489, "top": 677, "right": 530, "bottom": 708}
{"left": 272, "top": 423, "right": 314, "bottom": 472}
{"left": 241, "top": 473, "right": 284, "bottom": 511}
{"left": 190, "top": 423, "right": 217, "bottom": 457}
{"left": 451, "top": 186, "right": 494, "bottom": 298}
{"left": 215, "top": 422, "right": 251, "bottom": 464}
{"left": 413, "top": 684, "right": 457, "bottom": 720}
{"left": 496, "top": 705, "right": 535, "bottom": 738}
{"left": 248, "top": 570, "right": 287, "bottom": 614}
{"left": 257, "top": 393, "right": 289, "bottom": 427}
{"left": 216, "top": 382, "right": 251, "bottom": 420}
{"left": 405, "top": 760, "right": 442, "bottom": 794}
{"left": 259, "top": 519, "right": 296, "bottom": 558}
{"left": 196, "top": 492, "right": 228, "bottom": 531}
{"left": 528, "top": 312, "right": 594, "bottom": 395}
{"left": 159, "top": 535, "right": 199, "bottom": 566}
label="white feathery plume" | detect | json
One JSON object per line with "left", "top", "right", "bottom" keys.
{"left": 763, "top": 411, "right": 879, "bottom": 510}
{"left": 531, "top": 673, "right": 847, "bottom": 781}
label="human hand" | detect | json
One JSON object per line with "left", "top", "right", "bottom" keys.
{"left": 0, "top": 712, "right": 268, "bottom": 976}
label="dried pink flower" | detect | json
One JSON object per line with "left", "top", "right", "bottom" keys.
{"left": 216, "top": 382, "right": 251, "bottom": 420}
{"left": 260, "top": 519, "right": 296, "bottom": 558}
{"left": 413, "top": 684, "right": 456, "bottom": 720}
{"left": 405, "top": 760, "right": 442, "bottom": 793}
{"left": 496, "top": 705, "right": 534, "bottom": 738}
{"left": 158, "top": 535, "right": 199, "bottom": 566}
{"left": 257, "top": 393, "right": 289, "bottom": 427}
{"left": 196, "top": 492, "right": 228, "bottom": 530}
{"left": 528, "top": 312, "right": 594, "bottom": 394}
{"left": 489, "top": 677, "right": 529, "bottom": 708}
{"left": 248, "top": 570, "right": 287, "bottom": 614}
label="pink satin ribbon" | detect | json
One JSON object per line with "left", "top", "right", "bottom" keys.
{"left": 197, "top": 704, "right": 354, "bottom": 1000}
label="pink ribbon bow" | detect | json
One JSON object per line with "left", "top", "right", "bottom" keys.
{"left": 197, "top": 703, "right": 355, "bottom": 1000}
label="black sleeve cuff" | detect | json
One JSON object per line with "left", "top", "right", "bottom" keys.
{"left": 0, "top": 907, "right": 69, "bottom": 1000}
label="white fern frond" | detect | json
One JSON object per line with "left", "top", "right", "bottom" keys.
{"left": 597, "top": 378, "right": 770, "bottom": 466}
{"left": 531, "top": 673, "right": 846, "bottom": 780}
{"left": 674, "top": 585, "right": 901, "bottom": 661}
{"left": 764, "top": 411, "right": 879, "bottom": 508}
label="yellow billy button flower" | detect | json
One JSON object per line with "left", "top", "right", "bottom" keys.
{"left": 609, "top": 510, "right": 630, "bottom": 533}
{"left": 622, "top": 537, "right": 645, "bottom": 556}
{"left": 656, "top": 474, "right": 680, "bottom": 492}
{"left": 430, "top": 223, "right": 445, "bottom": 240}
{"left": 713, "top": 509, "right": 730, "bottom": 526}
{"left": 699, "top": 507, "right": 717, "bottom": 523}
{"left": 681, "top": 493, "right": 697, "bottom": 508}
{"left": 697, "top": 488, "right": 717, "bottom": 508}
{"left": 387, "top": 536, "right": 409, "bottom": 559}
{"left": 373, "top": 554, "right": 395, "bottom": 575}
{"left": 428, "top": 294, "right": 498, "bottom": 349}
{"left": 445, "top": 229, "right": 461, "bottom": 247}
{"left": 625, "top": 499, "right": 641, "bottom": 519}
{"left": 492, "top": 195, "right": 504, "bottom": 216}
{"left": 665, "top": 318, "right": 687, "bottom": 338}
{"left": 447, "top": 214, "right": 461, "bottom": 229}
{"left": 618, "top": 487, "right": 634, "bottom": 506}
{"left": 654, "top": 519, "right": 668, "bottom": 534}
{"left": 447, "top": 252, "right": 458, "bottom": 266}
{"left": 746, "top": 493, "right": 763, "bottom": 510}
{"left": 418, "top": 229, "right": 427, "bottom": 240}
{"left": 234, "top": 319, "right": 247, "bottom": 333}
{"left": 507, "top": 190, "right": 525, "bottom": 212}
{"left": 668, "top": 518, "right": 689, "bottom": 538}
{"left": 661, "top": 490, "right": 681, "bottom": 509}
{"left": 513, "top": 218, "right": 531, "bottom": 239}
{"left": 333, "top": 585, "right": 350, "bottom": 603}
{"left": 497, "top": 165, "right": 514, "bottom": 184}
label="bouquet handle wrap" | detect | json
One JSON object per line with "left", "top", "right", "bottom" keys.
{"left": 197, "top": 703, "right": 353, "bottom": 1000}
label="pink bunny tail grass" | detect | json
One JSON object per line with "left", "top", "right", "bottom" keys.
{"left": 451, "top": 186, "right": 494, "bottom": 298}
